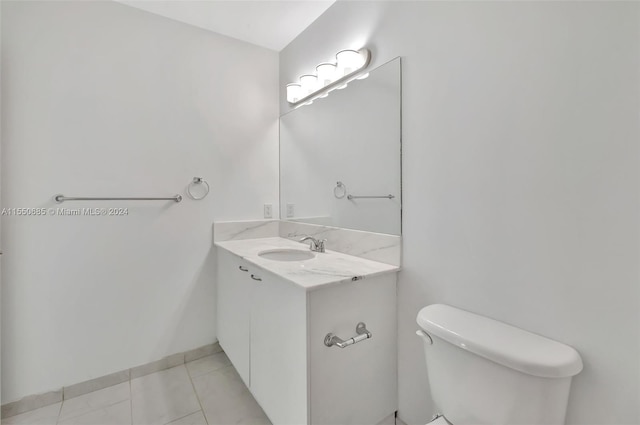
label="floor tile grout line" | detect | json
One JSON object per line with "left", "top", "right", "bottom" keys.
{"left": 131, "top": 363, "right": 201, "bottom": 425}
{"left": 57, "top": 385, "right": 132, "bottom": 424}
{"left": 186, "top": 363, "right": 210, "bottom": 425}
{"left": 54, "top": 398, "right": 64, "bottom": 425}
{"left": 185, "top": 353, "right": 232, "bottom": 380}
{"left": 58, "top": 399, "right": 133, "bottom": 424}
{"left": 162, "top": 410, "right": 204, "bottom": 425}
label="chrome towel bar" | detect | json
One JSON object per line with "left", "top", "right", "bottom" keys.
{"left": 324, "top": 322, "right": 372, "bottom": 349}
{"left": 347, "top": 194, "right": 394, "bottom": 200}
{"left": 334, "top": 181, "right": 395, "bottom": 200}
{"left": 54, "top": 194, "right": 182, "bottom": 203}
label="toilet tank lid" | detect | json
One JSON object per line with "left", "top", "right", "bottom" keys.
{"left": 416, "top": 304, "right": 583, "bottom": 378}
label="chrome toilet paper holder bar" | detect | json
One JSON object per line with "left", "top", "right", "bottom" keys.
{"left": 324, "top": 322, "right": 372, "bottom": 349}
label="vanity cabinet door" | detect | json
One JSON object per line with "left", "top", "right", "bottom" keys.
{"left": 216, "top": 250, "right": 251, "bottom": 387}
{"left": 250, "top": 271, "right": 308, "bottom": 425}
{"left": 307, "top": 274, "right": 397, "bottom": 425}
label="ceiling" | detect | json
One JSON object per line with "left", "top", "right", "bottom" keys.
{"left": 116, "top": 0, "right": 336, "bottom": 51}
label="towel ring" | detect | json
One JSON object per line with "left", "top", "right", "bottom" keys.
{"left": 334, "top": 181, "right": 347, "bottom": 199}
{"left": 187, "top": 177, "right": 209, "bottom": 200}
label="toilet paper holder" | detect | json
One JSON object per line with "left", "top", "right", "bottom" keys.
{"left": 324, "top": 322, "right": 372, "bottom": 349}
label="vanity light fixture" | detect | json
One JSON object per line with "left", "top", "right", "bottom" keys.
{"left": 336, "top": 49, "right": 364, "bottom": 76}
{"left": 316, "top": 63, "right": 337, "bottom": 86}
{"left": 286, "top": 83, "right": 302, "bottom": 103}
{"left": 299, "top": 74, "right": 319, "bottom": 95}
{"left": 286, "top": 48, "right": 371, "bottom": 107}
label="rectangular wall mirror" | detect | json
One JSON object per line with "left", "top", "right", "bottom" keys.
{"left": 280, "top": 57, "right": 402, "bottom": 235}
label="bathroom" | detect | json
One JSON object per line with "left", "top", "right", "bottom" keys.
{"left": 1, "top": 1, "right": 638, "bottom": 424}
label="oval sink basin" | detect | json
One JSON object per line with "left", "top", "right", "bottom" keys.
{"left": 258, "top": 249, "right": 315, "bottom": 262}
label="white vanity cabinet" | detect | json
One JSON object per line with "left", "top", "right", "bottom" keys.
{"left": 216, "top": 249, "right": 252, "bottom": 386}
{"left": 216, "top": 247, "right": 398, "bottom": 425}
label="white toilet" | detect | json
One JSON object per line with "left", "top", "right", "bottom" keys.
{"left": 416, "top": 304, "right": 583, "bottom": 425}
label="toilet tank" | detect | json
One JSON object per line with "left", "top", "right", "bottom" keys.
{"left": 416, "top": 304, "right": 583, "bottom": 425}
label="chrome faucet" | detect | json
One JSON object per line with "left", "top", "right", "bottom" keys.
{"left": 299, "top": 236, "right": 326, "bottom": 253}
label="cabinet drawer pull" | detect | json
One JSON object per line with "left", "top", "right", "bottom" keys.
{"left": 239, "top": 266, "right": 248, "bottom": 272}
{"left": 251, "top": 274, "right": 262, "bottom": 281}
{"left": 325, "top": 322, "right": 372, "bottom": 349}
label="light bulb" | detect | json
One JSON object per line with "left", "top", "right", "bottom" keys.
{"left": 286, "top": 83, "right": 301, "bottom": 103}
{"left": 316, "top": 63, "right": 337, "bottom": 86}
{"left": 299, "top": 74, "right": 318, "bottom": 95}
{"left": 336, "top": 50, "right": 365, "bottom": 77}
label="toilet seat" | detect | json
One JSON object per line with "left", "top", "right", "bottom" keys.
{"left": 426, "top": 415, "right": 452, "bottom": 425}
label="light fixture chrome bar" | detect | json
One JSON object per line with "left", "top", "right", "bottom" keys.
{"left": 347, "top": 194, "right": 394, "bottom": 200}
{"left": 54, "top": 194, "right": 182, "bottom": 203}
{"left": 289, "top": 48, "right": 372, "bottom": 107}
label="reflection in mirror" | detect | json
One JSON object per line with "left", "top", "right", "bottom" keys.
{"left": 280, "top": 57, "right": 401, "bottom": 235}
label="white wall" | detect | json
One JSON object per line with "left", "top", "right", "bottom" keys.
{"left": 0, "top": 0, "right": 3, "bottom": 407}
{"left": 1, "top": 1, "right": 278, "bottom": 403}
{"left": 280, "top": 2, "right": 640, "bottom": 424}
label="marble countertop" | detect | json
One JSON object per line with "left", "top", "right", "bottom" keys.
{"left": 215, "top": 237, "right": 399, "bottom": 291}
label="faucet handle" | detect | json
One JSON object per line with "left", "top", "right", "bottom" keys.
{"left": 316, "top": 239, "right": 327, "bottom": 253}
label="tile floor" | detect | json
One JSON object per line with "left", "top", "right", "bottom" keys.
{"left": 3, "top": 352, "right": 271, "bottom": 425}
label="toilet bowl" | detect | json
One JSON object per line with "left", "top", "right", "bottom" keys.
{"left": 416, "top": 304, "right": 583, "bottom": 425}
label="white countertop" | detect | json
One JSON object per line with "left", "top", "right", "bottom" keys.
{"left": 215, "top": 237, "right": 399, "bottom": 291}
